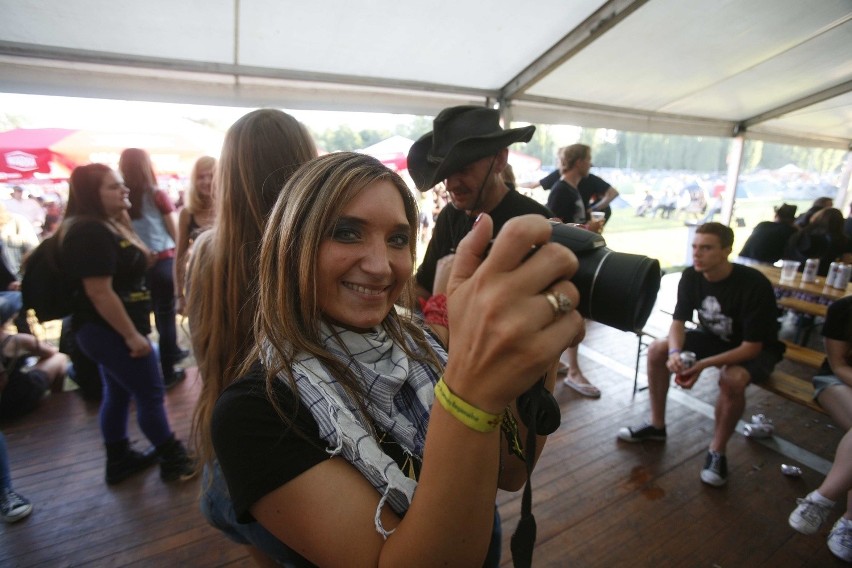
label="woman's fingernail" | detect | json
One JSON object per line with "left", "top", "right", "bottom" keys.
{"left": 473, "top": 213, "right": 483, "bottom": 228}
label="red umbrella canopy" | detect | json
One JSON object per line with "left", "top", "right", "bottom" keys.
{"left": 0, "top": 128, "right": 78, "bottom": 179}
{"left": 0, "top": 127, "right": 220, "bottom": 180}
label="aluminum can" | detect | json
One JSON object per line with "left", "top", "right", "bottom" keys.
{"left": 744, "top": 413, "right": 774, "bottom": 438}
{"left": 836, "top": 264, "right": 852, "bottom": 290}
{"left": 679, "top": 351, "right": 696, "bottom": 369}
{"left": 802, "top": 258, "right": 819, "bottom": 283}
{"left": 827, "top": 262, "right": 841, "bottom": 288}
{"left": 781, "top": 464, "right": 802, "bottom": 477}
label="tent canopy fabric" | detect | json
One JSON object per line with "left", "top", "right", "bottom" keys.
{"left": 1, "top": 0, "right": 850, "bottom": 149}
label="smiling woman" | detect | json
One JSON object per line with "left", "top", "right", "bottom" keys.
{"left": 207, "top": 151, "right": 584, "bottom": 566}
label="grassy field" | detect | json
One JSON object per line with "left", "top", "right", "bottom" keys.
{"left": 601, "top": 197, "right": 813, "bottom": 269}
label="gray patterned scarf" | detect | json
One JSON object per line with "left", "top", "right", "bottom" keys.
{"left": 266, "top": 323, "right": 445, "bottom": 537}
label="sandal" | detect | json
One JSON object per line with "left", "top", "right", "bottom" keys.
{"left": 562, "top": 378, "right": 601, "bottom": 399}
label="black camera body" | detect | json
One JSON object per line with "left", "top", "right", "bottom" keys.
{"left": 548, "top": 222, "right": 660, "bottom": 333}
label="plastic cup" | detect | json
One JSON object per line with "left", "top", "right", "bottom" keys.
{"left": 590, "top": 211, "right": 606, "bottom": 222}
{"left": 780, "top": 260, "right": 800, "bottom": 281}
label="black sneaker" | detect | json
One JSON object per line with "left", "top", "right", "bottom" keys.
{"left": 157, "top": 437, "right": 197, "bottom": 482}
{"left": 700, "top": 450, "right": 728, "bottom": 487}
{"left": 163, "top": 368, "right": 186, "bottom": 390}
{"left": 105, "top": 443, "right": 158, "bottom": 485}
{"left": 617, "top": 423, "right": 667, "bottom": 443}
{"left": 1, "top": 488, "right": 33, "bottom": 523}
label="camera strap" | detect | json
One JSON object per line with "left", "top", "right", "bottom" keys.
{"left": 510, "top": 375, "right": 556, "bottom": 568}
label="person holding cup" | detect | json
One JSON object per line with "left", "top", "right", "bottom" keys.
{"left": 618, "top": 222, "right": 785, "bottom": 487}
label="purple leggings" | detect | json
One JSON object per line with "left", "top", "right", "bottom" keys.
{"left": 75, "top": 322, "right": 173, "bottom": 447}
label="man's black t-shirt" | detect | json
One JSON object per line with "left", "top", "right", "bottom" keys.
{"left": 818, "top": 296, "right": 852, "bottom": 375}
{"left": 673, "top": 264, "right": 780, "bottom": 348}
{"left": 63, "top": 220, "right": 152, "bottom": 333}
{"left": 415, "top": 189, "right": 552, "bottom": 293}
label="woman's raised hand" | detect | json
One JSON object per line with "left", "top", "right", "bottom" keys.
{"left": 442, "top": 214, "right": 584, "bottom": 413}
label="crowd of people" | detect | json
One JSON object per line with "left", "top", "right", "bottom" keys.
{"left": 1, "top": 104, "right": 851, "bottom": 564}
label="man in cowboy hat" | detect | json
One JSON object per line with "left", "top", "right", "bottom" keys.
{"left": 738, "top": 202, "right": 798, "bottom": 264}
{"left": 408, "top": 105, "right": 553, "bottom": 299}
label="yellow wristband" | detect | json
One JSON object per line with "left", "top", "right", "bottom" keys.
{"left": 434, "top": 377, "right": 502, "bottom": 433}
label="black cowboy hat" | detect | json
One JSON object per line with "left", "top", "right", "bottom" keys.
{"left": 774, "top": 203, "right": 797, "bottom": 220}
{"left": 407, "top": 105, "right": 535, "bottom": 191}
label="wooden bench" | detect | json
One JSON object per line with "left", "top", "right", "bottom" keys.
{"left": 777, "top": 296, "right": 828, "bottom": 318}
{"left": 759, "top": 340, "right": 826, "bottom": 414}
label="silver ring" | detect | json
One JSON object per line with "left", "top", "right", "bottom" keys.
{"left": 544, "top": 291, "right": 573, "bottom": 317}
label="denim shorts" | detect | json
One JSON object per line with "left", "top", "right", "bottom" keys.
{"left": 812, "top": 374, "right": 846, "bottom": 400}
{"left": 200, "top": 462, "right": 310, "bottom": 567}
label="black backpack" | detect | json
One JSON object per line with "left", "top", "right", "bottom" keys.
{"left": 21, "top": 234, "right": 75, "bottom": 323}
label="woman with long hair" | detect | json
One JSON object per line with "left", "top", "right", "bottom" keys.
{"left": 60, "top": 164, "right": 194, "bottom": 484}
{"left": 210, "top": 152, "right": 583, "bottom": 566}
{"left": 174, "top": 155, "right": 215, "bottom": 315}
{"left": 188, "top": 109, "right": 318, "bottom": 564}
{"left": 119, "top": 148, "right": 186, "bottom": 387}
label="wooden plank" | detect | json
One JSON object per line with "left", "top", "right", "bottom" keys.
{"left": 781, "top": 339, "right": 826, "bottom": 369}
{"left": 778, "top": 296, "right": 829, "bottom": 318}
{"left": 762, "top": 370, "right": 824, "bottom": 414}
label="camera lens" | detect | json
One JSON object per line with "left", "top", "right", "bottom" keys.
{"left": 549, "top": 223, "right": 661, "bottom": 333}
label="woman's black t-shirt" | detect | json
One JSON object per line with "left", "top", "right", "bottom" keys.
{"left": 63, "top": 220, "right": 152, "bottom": 333}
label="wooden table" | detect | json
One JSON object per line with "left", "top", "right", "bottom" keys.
{"left": 752, "top": 264, "right": 852, "bottom": 301}
{"left": 751, "top": 263, "right": 850, "bottom": 344}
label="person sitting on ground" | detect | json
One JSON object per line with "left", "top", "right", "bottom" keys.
{"left": 618, "top": 222, "right": 784, "bottom": 487}
{"left": 0, "top": 431, "right": 32, "bottom": 523}
{"left": 0, "top": 325, "right": 67, "bottom": 423}
{"left": 211, "top": 151, "right": 583, "bottom": 566}
{"left": 738, "top": 202, "right": 798, "bottom": 264}
{"left": 652, "top": 188, "right": 677, "bottom": 219}
{"left": 61, "top": 163, "right": 195, "bottom": 485}
{"left": 795, "top": 196, "right": 833, "bottom": 229}
{"left": 408, "top": 105, "right": 553, "bottom": 302}
{"left": 788, "top": 295, "right": 852, "bottom": 562}
{"left": 188, "top": 109, "right": 319, "bottom": 565}
{"left": 784, "top": 207, "right": 852, "bottom": 277}
{"left": 174, "top": 155, "right": 215, "bottom": 315}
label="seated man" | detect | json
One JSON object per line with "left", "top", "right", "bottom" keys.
{"left": 738, "top": 203, "right": 798, "bottom": 264}
{"left": 617, "top": 222, "right": 784, "bottom": 487}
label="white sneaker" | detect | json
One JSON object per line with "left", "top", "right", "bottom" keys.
{"left": 789, "top": 496, "right": 832, "bottom": 535}
{"left": 828, "top": 517, "right": 852, "bottom": 562}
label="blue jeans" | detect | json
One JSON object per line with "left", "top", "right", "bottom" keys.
{"left": 0, "top": 291, "right": 22, "bottom": 325}
{"left": 147, "top": 257, "right": 180, "bottom": 376}
{"left": 0, "top": 432, "right": 11, "bottom": 491}
{"left": 75, "top": 322, "right": 173, "bottom": 446}
{"left": 200, "top": 461, "right": 309, "bottom": 567}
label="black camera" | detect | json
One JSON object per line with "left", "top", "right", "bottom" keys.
{"left": 548, "top": 222, "right": 660, "bottom": 333}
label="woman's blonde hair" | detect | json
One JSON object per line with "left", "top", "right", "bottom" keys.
{"left": 559, "top": 144, "right": 590, "bottom": 173}
{"left": 252, "top": 152, "right": 441, "bottom": 426}
{"left": 185, "top": 156, "right": 216, "bottom": 215}
{"left": 189, "top": 109, "right": 317, "bottom": 466}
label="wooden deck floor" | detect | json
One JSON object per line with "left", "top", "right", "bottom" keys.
{"left": 1, "top": 313, "right": 847, "bottom": 567}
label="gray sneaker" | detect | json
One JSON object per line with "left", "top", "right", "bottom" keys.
{"left": 699, "top": 451, "right": 727, "bottom": 487}
{"left": 617, "top": 423, "right": 667, "bottom": 443}
{"left": 1, "top": 488, "right": 33, "bottom": 523}
{"left": 789, "top": 496, "right": 832, "bottom": 535}
{"left": 828, "top": 517, "right": 852, "bottom": 562}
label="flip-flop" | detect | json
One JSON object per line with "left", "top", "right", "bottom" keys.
{"left": 557, "top": 362, "right": 569, "bottom": 376}
{"left": 563, "top": 378, "right": 601, "bottom": 399}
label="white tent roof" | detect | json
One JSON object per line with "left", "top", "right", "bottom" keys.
{"left": 1, "top": 0, "right": 850, "bottom": 149}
